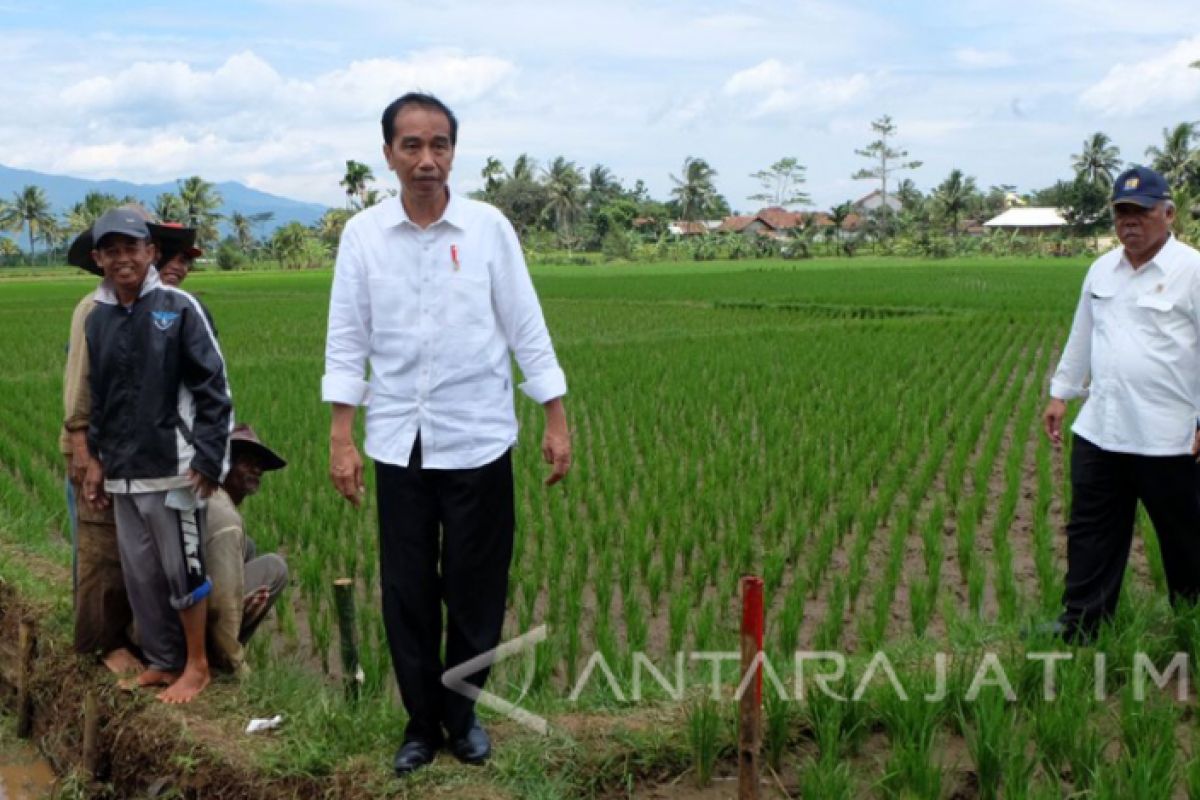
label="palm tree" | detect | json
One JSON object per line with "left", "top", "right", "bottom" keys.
{"left": 670, "top": 157, "right": 719, "bottom": 221}
{"left": 154, "top": 192, "right": 187, "bottom": 223}
{"left": 1145, "top": 123, "right": 1198, "bottom": 189}
{"left": 542, "top": 156, "right": 584, "bottom": 247}
{"left": 339, "top": 160, "right": 374, "bottom": 209}
{"left": 586, "top": 164, "right": 619, "bottom": 209}
{"left": 0, "top": 185, "right": 54, "bottom": 263}
{"left": 510, "top": 154, "right": 538, "bottom": 184}
{"left": 934, "top": 169, "right": 979, "bottom": 236}
{"left": 1072, "top": 132, "right": 1122, "bottom": 188}
{"left": 230, "top": 212, "right": 255, "bottom": 250}
{"left": 481, "top": 156, "right": 506, "bottom": 196}
{"left": 829, "top": 201, "right": 853, "bottom": 254}
{"left": 176, "top": 176, "right": 223, "bottom": 248}
{"left": 66, "top": 191, "right": 122, "bottom": 234}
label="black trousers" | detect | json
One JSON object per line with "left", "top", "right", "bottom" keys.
{"left": 375, "top": 438, "right": 515, "bottom": 743}
{"left": 1060, "top": 435, "right": 1200, "bottom": 635}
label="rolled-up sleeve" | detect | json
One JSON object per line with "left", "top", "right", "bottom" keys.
{"left": 489, "top": 218, "right": 566, "bottom": 404}
{"left": 322, "top": 223, "right": 372, "bottom": 406}
{"left": 1049, "top": 277, "right": 1093, "bottom": 400}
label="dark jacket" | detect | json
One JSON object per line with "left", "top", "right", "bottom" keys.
{"left": 86, "top": 268, "right": 233, "bottom": 492}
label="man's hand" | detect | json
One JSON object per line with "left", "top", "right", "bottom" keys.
{"left": 1192, "top": 426, "right": 1200, "bottom": 460}
{"left": 187, "top": 469, "right": 218, "bottom": 499}
{"left": 330, "top": 438, "right": 365, "bottom": 506}
{"left": 542, "top": 397, "right": 571, "bottom": 486}
{"left": 1043, "top": 398, "right": 1067, "bottom": 447}
{"left": 68, "top": 430, "right": 90, "bottom": 486}
{"left": 83, "top": 457, "right": 109, "bottom": 511}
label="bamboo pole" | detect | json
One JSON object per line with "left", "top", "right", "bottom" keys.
{"left": 333, "top": 579, "right": 360, "bottom": 701}
{"left": 16, "top": 615, "right": 36, "bottom": 738}
{"left": 738, "top": 576, "right": 764, "bottom": 800}
{"left": 82, "top": 689, "right": 100, "bottom": 779}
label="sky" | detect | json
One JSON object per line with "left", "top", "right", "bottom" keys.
{"left": 3, "top": 0, "right": 1200, "bottom": 213}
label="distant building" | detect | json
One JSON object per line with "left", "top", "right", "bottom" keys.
{"left": 667, "top": 220, "right": 721, "bottom": 236}
{"left": 983, "top": 207, "right": 1067, "bottom": 235}
{"left": 853, "top": 190, "right": 903, "bottom": 214}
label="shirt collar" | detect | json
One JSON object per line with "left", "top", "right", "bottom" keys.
{"left": 1117, "top": 234, "right": 1178, "bottom": 278}
{"left": 384, "top": 189, "right": 466, "bottom": 231}
{"left": 94, "top": 265, "right": 162, "bottom": 306}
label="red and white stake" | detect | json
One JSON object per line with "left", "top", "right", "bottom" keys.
{"left": 739, "top": 575, "right": 764, "bottom": 800}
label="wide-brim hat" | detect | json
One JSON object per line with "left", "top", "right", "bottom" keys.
{"left": 68, "top": 220, "right": 201, "bottom": 276}
{"left": 229, "top": 424, "right": 287, "bottom": 471}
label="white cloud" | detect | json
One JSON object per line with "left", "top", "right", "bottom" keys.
{"left": 953, "top": 47, "right": 1014, "bottom": 69}
{"left": 1079, "top": 35, "right": 1200, "bottom": 117}
{"left": 722, "top": 59, "right": 872, "bottom": 117}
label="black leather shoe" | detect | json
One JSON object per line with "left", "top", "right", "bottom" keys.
{"left": 393, "top": 739, "right": 439, "bottom": 776}
{"left": 448, "top": 722, "right": 491, "bottom": 765}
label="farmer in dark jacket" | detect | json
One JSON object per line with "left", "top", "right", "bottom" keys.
{"left": 83, "top": 207, "right": 233, "bottom": 703}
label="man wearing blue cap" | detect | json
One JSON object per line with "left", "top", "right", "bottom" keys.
{"left": 82, "top": 207, "right": 234, "bottom": 702}
{"left": 1043, "top": 165, "right": 1200, "bottom": 641}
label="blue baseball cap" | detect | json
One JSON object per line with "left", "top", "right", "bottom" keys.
{"left": 1111, "top": 166, "right": 1171, "bottom": 207}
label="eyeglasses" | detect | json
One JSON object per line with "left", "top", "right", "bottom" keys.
{"left": 96, "top": 240, "right": 150, "bottom": 259}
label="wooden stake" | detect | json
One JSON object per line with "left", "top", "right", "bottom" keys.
{"left": 82, "top": 689, "right": 100, "bottom": 780}
{"left": 16, "top": 616, "right": 36, "bottom": 738}
{"left": 738, "top": 576, "right": 764, "bottom": 800}
{"left": 333, "top": 579, "right": 360, "bottom": 701}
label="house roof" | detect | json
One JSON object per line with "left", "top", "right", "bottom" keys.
{"left": 983, "top": 207, "right": 1067, "bottom": 228}
{"left": 668, "top": 221, "right": 709, "bottom": 235}
{"left": 756, "top": 206, "right": 805, "bottom": 230}
{"left": 717, "top": 215, "right": 755, "bottom": 233}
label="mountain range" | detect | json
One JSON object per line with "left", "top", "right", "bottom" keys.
{"left": 0, "top": 164, "right": 329, "bottom": 235}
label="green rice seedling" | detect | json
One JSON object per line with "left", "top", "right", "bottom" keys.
{"left": 762, "top": 686, "right": 792, "bottom": 773}
{"left": 1185, "top": 742, "right": 1200, "bottom": 800}
{"left": 623, "top": 590, "right": 648, "bottom": 651}
{"left": 813, "top": 576, "right": 847, "bottom": 651}
{"left": 959, "top": 686, "right": 1018, "bottom": 800}
{"left": 692, "top": 597, "right": 717, "bottom": 652}
{"left": 967, "top": 557, "right": 986, "bottom": 616}
{"left": 910, "top": 577, "right": 933, "bottom": 636}
{"left": 798, "top": 751, "right": 855, "bottom": 799}
{"left": 668, "top": 590, "right": 689, "bottom": 654}
{"left": 685, "top": 696, "right": 722, "bottom": 788}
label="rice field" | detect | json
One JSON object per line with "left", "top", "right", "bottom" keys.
{"left": 4, "top": 255, "right": 1199, "bottom": 797}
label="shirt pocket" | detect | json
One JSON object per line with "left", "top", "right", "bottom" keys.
{"left": 1134, "top": 292, "right": 1190, "bottom": 345}
{"left": 445, "top": 273, "right": 493, "bottom": 329}
{"left": 1089, "top": 286, "right": 1116, "bottom": 332}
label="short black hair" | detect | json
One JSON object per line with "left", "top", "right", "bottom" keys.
{"left": 381, "top": 92, "right": 458, "bottom": 147}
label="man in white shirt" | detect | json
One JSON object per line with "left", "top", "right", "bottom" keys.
{"left": 321, "top": 92, "right": 571, "bottom": 775}
{"left": 1044, "top": 165, "right": 1200, "bottom": 642}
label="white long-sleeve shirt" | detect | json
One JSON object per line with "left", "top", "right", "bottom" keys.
{"left": 321, "top": 193, "right": 567, "bottom": 469}
{"left": 1050, "top": 235, "right": 1200, "bottom": 455}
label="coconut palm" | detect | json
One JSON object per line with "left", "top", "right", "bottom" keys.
{"left": 510, "top": 154, "right": 538, "bottom": 184}
{"left": 670, "top": 157, "right": 719, "bottom": 221}
{"left": 176, "top": 176, "right": 223, "bottom": 247}
{"left": 1072, "top": 132, "right": 1122, "bottom": 188}
{"left": 153, "top": 192, "right": 187, "bottom": 224}
{"left": 542, "top": 156, "right": 585, "bottom": 246}
{"left": 1145, "top": 123, "right": 1198, "bottom": 189}
{"left": 66, "top": 191, "right": 122, "bottom": 234}
{"left": 934, "top": 168, "right": 979, "bottom": 236}
{"left": 0, "top": 185, "right": 54, "bottom": 263}
{"left": 481, "top": 156, "right": 506, "bottom": 196}
{"left": 586, "top": 164, "right": 620, "bottom": 210}
{"left": 829, "top": 201, "right": 853, "bottom": 253}
{"left": 339, "top": 160, "right": 374, "bottom": 209}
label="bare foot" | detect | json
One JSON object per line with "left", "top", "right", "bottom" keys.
{"left": 102, "top": 647, "right": 145, "bottom": 675}
{"left": 119, "top": 668, "right": 177, "bottom": 691}
{"left": 243, "top": 586, "right": 270, "bottom": 622}
{"left": 158, "top": 664, "right": 210, "bottom": 704}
